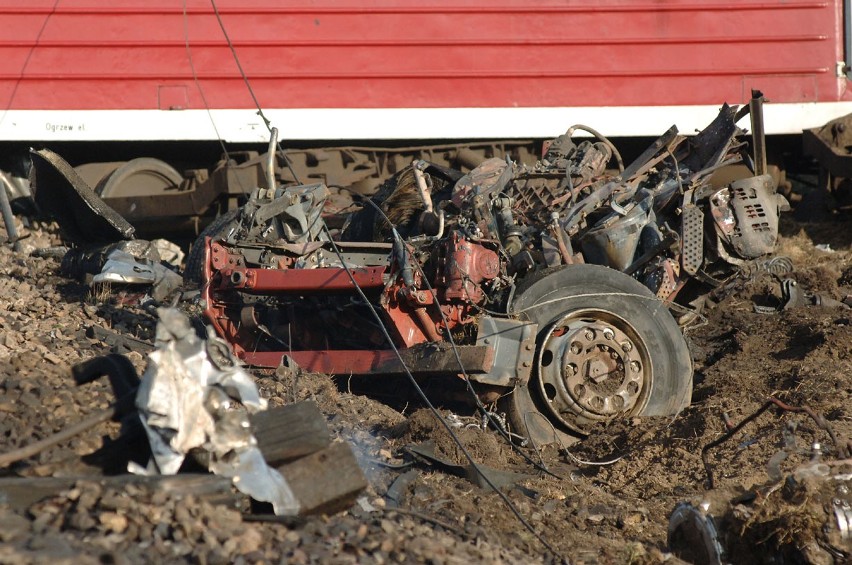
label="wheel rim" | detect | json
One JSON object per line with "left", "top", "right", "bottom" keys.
{"left": 535, "top": 308, "right": 652, "bottom": 432}
{"left": 97, "top": 158, "right": 183, "bottom": 199}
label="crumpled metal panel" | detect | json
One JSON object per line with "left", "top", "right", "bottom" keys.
{"left": 727, "top": 174, "right": 784, "bottom": 259}
{"left": 134, "top": 308, "right": 300, "bottom": 516}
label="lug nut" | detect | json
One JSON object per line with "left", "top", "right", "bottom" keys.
{"left": 584, "top": 329, "right": 595, "bottom": 341}
{"left": 630, "top": 360, "right": 641, "bottom": 373}
{"left": 603, "top": 328, "right": 614, "bottom": 340}
{"left": 621, "top": 341, "right": 633, "bottom": 352}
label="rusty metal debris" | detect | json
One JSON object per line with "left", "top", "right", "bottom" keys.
{"left": 702, "top": 396, "right": 849, "bottom": 490}
{"left": 199, "top": 96, "right": 785, "bottom": 446}
{"left": 671, "top": 450, "right": 852, "bottom": 564}
{"left": 803, "top": 112, "right": 852, "bottom": 215}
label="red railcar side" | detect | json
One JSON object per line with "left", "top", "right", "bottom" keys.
{"left": 0, "top": 1, "right": 850, "bottom": 140}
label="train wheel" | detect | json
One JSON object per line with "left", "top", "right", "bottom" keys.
{"left": 502, "top": 264, "right": 693, "bottom": 445}
{"left": 95, "top": 158, "right": 183, "bottom": 199}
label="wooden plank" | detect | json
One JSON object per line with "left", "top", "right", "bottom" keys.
{"left": 250, "top": 401, "right": 331, "bottom": 467}
{"left": 278, "top": 442, "right": 367, "bottom": 516}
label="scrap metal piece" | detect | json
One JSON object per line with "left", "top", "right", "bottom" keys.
{"left": 667, "top": 502, "right": 726, "bottom": 565}
{"left": 835, "top": 500, "right": 852, "bottom": 540}
{"left": 726, "top": 175, "right": 784, "bottom": 259}
{"left": 474, "top": 317, "right": 537, "bottom": 387}
{"left": 29, "top": 148, "right": 135, "bottom": 245}
{"left": 0, "top": 171, "right": 21, "bottom": 251}
{"left": 681, "top": 194, "right": 704, "bottom": 275}
{"left": 134, "top": 308, "right": 299, "bottom": 516}
{"left": 781, "top": 279, "right": 806, "bottom": 310}
{"left": 65, "top": 240, "right": 184, "bottom": 302}
{"left": 579, "top": 197, "right": 650, "bottom": 271}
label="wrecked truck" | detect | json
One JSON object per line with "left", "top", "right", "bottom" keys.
{"left": 198, "top": 96, "right": 788, "bottom": 445}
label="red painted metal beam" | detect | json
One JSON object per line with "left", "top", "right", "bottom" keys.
{"left": 219, "top": 265, "right": 386, "bottom": 292}
{"left": 240, "top": 346, "right": 495, "bottom": 374}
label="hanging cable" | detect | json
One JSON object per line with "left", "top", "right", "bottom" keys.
{"left": 208, "top": 0, "right": 302, "bottom": 184}
{"left": 182, "top": 0, "right": 250, "bottom": 195}
{"left": 346, "top": 191, "right": 563, "bottom": 479}
{"left": 320, "top": 222, "right": 564, "bottom": 560}
{"left": 204, "top": 9, "right": 562, "bottom": 552}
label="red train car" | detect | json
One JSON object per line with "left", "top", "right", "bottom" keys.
{"left": 1, "top": 0, "right": 851, "bottom": 144}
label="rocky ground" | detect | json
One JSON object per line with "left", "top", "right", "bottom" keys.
{"left": 0, "top": 209, "right": 850, "bottom": 564}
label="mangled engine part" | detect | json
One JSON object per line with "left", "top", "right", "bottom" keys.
{"left": 134, "top": 307, "right": 300, "bottom": 516}
{"left": 199, "top": 102, "right": 786, "bottom": 445}
{"left": 202, "top": 176, "right": 693, "bottom": 448}
{"left": 357, "top": 96, "right": 787, "bottom": 312}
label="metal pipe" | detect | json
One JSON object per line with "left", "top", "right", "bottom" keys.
{"left": 266, "top": 127, "right": 278, "bottom": 190}
{"left": 411, "top": 160, "right": 434, "bottom": 214}
{"left": 749, "top": 90, "right": 767, "bottom": 176}
{"left": 413, "top": 307, "right": 442, "bottom": 342}
{"left": 550, "top": 212, "right": 573, "bottom": 265}
{"left": 0, "top": 172, "right": 21, "bottom": 252}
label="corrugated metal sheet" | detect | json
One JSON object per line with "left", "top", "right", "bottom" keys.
{"left": 0, "top": 0, "right": 846, "bottom": 111}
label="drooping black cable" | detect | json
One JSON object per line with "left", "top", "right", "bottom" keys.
{"left": 202, "top": 8, "right": 561, "bottom": 552}
{"left": 320, "top": 222, "right": 564, "bottom": 560}
{"left": 347, "top": 192, "right": 563, "bottom": 479}
{"left": 208, "top": 0, "right": 302, "bottom": 185}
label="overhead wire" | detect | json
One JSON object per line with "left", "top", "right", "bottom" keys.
{"left": 208, "top": 0, "right": 303, "bottom": 185}
{"left": 182, "top": 0, "right": 249, "bottom": 195}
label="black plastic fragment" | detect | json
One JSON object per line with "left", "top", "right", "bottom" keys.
{"left": 30, "top": 148, "right": 135, "bottom": 245}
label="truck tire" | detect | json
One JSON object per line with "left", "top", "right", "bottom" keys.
{"left": 502, "top": 264, "right": 693, "bottom": 444}
{"left": 184, "top": 209, "right": 240, "bottom": 283}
